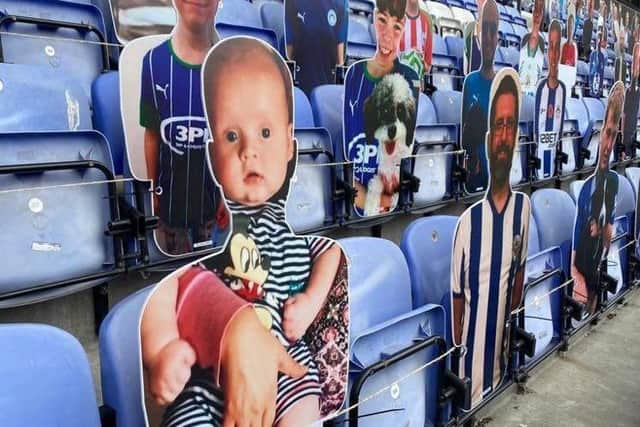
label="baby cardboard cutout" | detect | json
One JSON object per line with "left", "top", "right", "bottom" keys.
{"left": 534, "top": 20, "right": 567, "bottom": 180}
{"left": 559, "top": 4, "right": 578, "bottom": 89}
{"left": 139, "top": 37, "right": 350, "bottom": 426}
{"left": 571, "top": 81, "right": 624, "bottom": 318}
{"left": 119, "top": 0, "right": 229, "bottom": 257}
{"left": 451, "top": 68, "right": 531, "bottom": 410}
{"left": 284, "top": 0, "right": 348, "bottom": 96}
{"left": 519, "top": 0, "right": 546, "bottom": 96}
{"left": 343, "top": 0, "right": 420, "bottom": 218}
{"left": 460, "top": 0, "right": 500, "bottom": 194}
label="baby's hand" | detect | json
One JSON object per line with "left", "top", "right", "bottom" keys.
{"left": 283, "top": 293, "right": 318, "bottom": 342}
{"left": 148, "top": 338, "right": 196, "bottom": 406}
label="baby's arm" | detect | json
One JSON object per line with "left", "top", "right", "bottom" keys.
{"left": 283, "top": 242, "right": 341, "bottom": 342}
{"left": 141, "top": 269, "right": 196, "bottom": 406}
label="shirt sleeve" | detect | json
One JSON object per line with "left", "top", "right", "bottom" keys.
{"left": 306, "top": 236, "right": 335, "bottom": 262}
{"left": 139, "top": 50, "right": 160, "bottom": 130}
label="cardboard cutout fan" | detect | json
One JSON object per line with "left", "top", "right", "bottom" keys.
{"left": 570, "top": 81, "right": 625, "bottom": 319}
{"left": 559, "top": 4, "right": 578, "bottom": 90}
{"left": 622, "top": 42, "right": 640, "bottom": 159}
{"left": 519, "top": 0, "right": 546, "bottom": 96}
{"left": 283, "top": 0, "right": 349, "bottom": 96}
{"left": 119, "top": 1, "right": 229, "bottom": 257}
{"left": 534, "top": 19, "right": 567, "bottom": 180}
{"left": 451, "top": 68, "right": 531, "bottom": 410}
{"left": 588, "top": 31, "right": 606, "bottom": 98}
{"left": 138, "top": 36, "right": 349, "bottom": 426}
{"left": 343, "top": 0, "right": 421, "bottom": 218}
{"left": 460, "top": 0, "right": 500, "bottom": 194}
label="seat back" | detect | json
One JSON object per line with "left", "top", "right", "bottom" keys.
{"left": 216, "top": 0, "right": 262, "bottom": 28}
{"left": 0, "top": 0, "right": 108, "bottom": 95}
{"left": 0, "top": 63, "right": 92, "bottom": 132}
{"left": 310, "top": 84, "right": 345, "bottom": 160}
{"left": 531, "top": 189, "right": 576, "bottom": 273}
{"left": 417, "top": 93, "right": 437, "bottom": 126}
{"left": 92, "top": 71, "right": 125, "bottom": 175}
{"left": 616, "top": 173, "right": 636, "bottom": 232}
{"left": 260, "top": 1, "right": 285, "bottom": 51}
{"left": 431, "top": 90, "right": 462, "bottom": 125}
{"left": 528, "top": 213, "right": 541, "bottom": 256}
{"left": 0, "top": 131, "right": 116, "bottom": 304}
{"left": 401, "top": 216, "right": 458, "bottom": 311}
{"left": 287, "top": 128, "right": 335, "bottom": 232}
{"left": 294, "top": 87, "right": 315, "bottom": 128}
{"left": 99, "top": 287, "right": 152, "bottom": 427}
{"left": 569, "top": 180, "right": 585, "bottom": 203}
{"left": 0, "top": 324, "right": 101, "bottom": 427}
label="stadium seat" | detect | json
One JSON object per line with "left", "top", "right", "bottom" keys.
{"left": 625, "top": 167, "right": 640, "bottom": 198}
{"left": 260, "top": 1, "right": 285, "bottom": 54}
{"left": 426, "top": 1, "right": 463, "bottom": 38}
{"left": 445, "top": 35, "right": 465, "bottom": 72}
{"left": 530, "top": 189, "right": 576, "bottom": 274}
{"left": 216, "top": 0, "right": 262, "bottom": 28}
{"left": 216, "top": 23, "right": 278, "bottom": 50}
{"left": 413, "top": 96, "right": 457, "bottom": 207}
{"left": 498, "top": 46, "right": 520, "bottom": 68}
{"left": 0, "top": 324, "right": 101, "bottom": 427}
{"left": 561, "top": 98, "right": 590, "bottom": 175}
{"left": 523, "top": 246, "right": 564, "bottom": 363}
{"left": 528, "top": 213, "right": 541, "bottom": 256}
{"left": 92, "top": 71, "right": 125, "bottom": 175}
{"left": 310, "top": 84, "right": 344, "bottom": 160}
{"left": 287, "top": 128, "right": 337, "bottom": 232}
{"left": 348, "top": 16, "right": 374, "bottom": 44}
{"left": 450, "top": 6, "right": 475, "bottom": 29}
{"left": 506, "top": 5, "right": 527, "bottom": 27}
{"left": 0, "top": 63, "right": 92, "bottom": 132}
{"left": 400, "top": 215, "right": 458, "bottom": 311}
{"left": 431, "top": 90, "right": 462, "bottom": 125}
{"left": 294, "top": 87, "right": 315, "bottom": 128}
{"left": 431, "top": 35, "right": 462, "bottom": 90}
{"left": 568, "top": 179, "right": 584, "bottom": 203}
{"left": 0, "top": 0, "right": 110, "bottom": 96}
{"left": 348, "top": 0, "right": 375, "bottom": 16}
{"left": 99, "top": 286, "right": 152, "bottom": 427}
{"left": 346, "top": 19, "right": 376, "bottom": 64}
{"left": 616, "top": 173, "right": 636, "bottom": 233}
{"left": 0, "top": 131, "right": 121, "bottom": 307}
{"left": 512, "top": 23, "right": 528, "bottom": 41}
{"left": 340, "top": 236, "right": 447, "bottom": 427}
{"left": 499, "top": 21, "right": 520, "bottom": 48}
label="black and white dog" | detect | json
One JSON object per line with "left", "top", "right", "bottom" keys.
{"left": 362, "top": 73, "right": 417, "bottom": 215}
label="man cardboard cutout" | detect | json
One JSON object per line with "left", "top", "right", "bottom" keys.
{"left": 139, "top": 36, "right": 349, "bottom": 426}
{"left": 560, "top": 6, "right": 578, "bottom": 89}
{"left": 535, "top": 20, "right": 567, "bottom": 179}
{"left": 451, "top": 68, "right": 530, "bottom": 409}
{"left": 460, "top": 0, "right": 499, "bottom": 194}
{"left": 120, "top": 0, "right": 229, "bottom": 256}
{"left": 622, "top": 42, "right": 640, "bottom": 159}
{"left": 571, "top": 81, "right": 624, "bottom": 317}
{"left": 520, "top": 0, "right": 546, "bottom": 96}
{"left": 343, "top": 0, "right": 420, "bottom": 217}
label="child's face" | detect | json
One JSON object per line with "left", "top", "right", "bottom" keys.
{"left": 208, "top": 56, "right": 293, "bottom": 207}
{"left": 174, "top": 0, "right": 219, "bottom": 31}
{"left": 374, "top": 9, "right": 405, "bottom": 60}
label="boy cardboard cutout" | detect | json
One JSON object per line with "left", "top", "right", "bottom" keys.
{"left": 284, "top": 0, "right": 348, "bottom": 96}
{"left": 460, "top": 0, "right": 499, "bottom": 194}
{"left": 622, "top": 42, "right": 640, "bottom": 159}
{"left": 535, "top": 20, "right": 567, "bottom": 179}
{"left": 398, "top": 0, "right": 434, "bottom": 80}
{"left": 519, "top": 0, "right": 546, "bottom": 96}
{"left": 451, "top": 68, "right": 530, "bottom": 410}
{"left": 343, "top": 0, "right": 420, "bottom": 217}
{"left": 560, "top": 6, "right": 578, "bottom": 89}
{"left": 139, "top": 37, "right": 349, "bottom": 426}
{"left": 120, "top": 0, "right": 229, "bottom": 256}
{"left": 571, "top": 81, "right": 624, "bottom": 317}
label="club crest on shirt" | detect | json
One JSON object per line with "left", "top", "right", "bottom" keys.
{"left": 327, "top": 9, "right": 337, "bottom": 26}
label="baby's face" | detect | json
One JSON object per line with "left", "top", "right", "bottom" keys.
{"left": 208, "top": 57, "right": 293, "bottom": 207}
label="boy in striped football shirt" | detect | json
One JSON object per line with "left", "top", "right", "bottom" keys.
{"left": 399, "top": 0, "right": 433, "bottom": 75}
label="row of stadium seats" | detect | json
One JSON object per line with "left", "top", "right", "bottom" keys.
{"left": 3, "top": 175, "right": 638, "bottom": 426}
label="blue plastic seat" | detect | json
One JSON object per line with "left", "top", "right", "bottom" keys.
{"left": 431, "top": 90, "right": 462, "bottom": 125}
{"left": 0, "top": 0, "right": 109, "bottom": 96}
{"left": 99, "top": 286, "right": 152, "bottom": 427}
{"left": 310, "top": 84, "right": 345, "bottom": 160}
{"left": 417, "top": 93, "right": 437, "bottom": 127}
{"left": 0, "top": 131, "right": 118, "bottom": 307}
{"left": 92, "top": 71, "right": 125, "bottom": 175}
{"left": 400, "top": 215, "right": 458, "bottom": 312}
{"left": 346, "top": 18, "right": 376, "bottom": 63}
{"left": 625, "top": 167, "right": 640, "bottom": 199}
{"left": 528, "top": 213, "right": 540, "bottom": 256}
{"left": 445, "top": 36, "right": 464, "bottom": 72}
{"left": 431, "top": 35, "right": 461, "bottom": 90}
{"left": 581, "top": 97, "right": 605, "bottom": 168}
{"left": 294, "top": 87, "right": 315, "bottom": 128}
{"left": 348, "top": 16, "right": 373, "bottom": 44}
{"left": 616, "top": 173, "right": 636, "bottom": 233}
{"left": 568, "top": 180, "right": 585, "bottom": 203}
{"left": 287, "top": 128, "right": 336, "bottom": 232}
{"left": 498, "top": 46, "right": 520, "bottom": 68}
{"left": 260, "top": 1, "right": 285, "bottom": 54}
{"left": 216, "top": 0, "right": 262, "bottom": 28}
{"left": 0, "top": 63, "right": 92, "bottom": 132}
{"left": 340, "top": 236, "right": 446, "bottom": 427}
{"left": 216, "top": 22, "right": 278, "bottom": 50}
{"left": 530, "top": 189, "right": 576, "bottom": 274}
{"left": 0, "top": 324, "right": 101, "bottom": 427}
{"left": 498, "top": 21, "right": 519, "bottom": 47}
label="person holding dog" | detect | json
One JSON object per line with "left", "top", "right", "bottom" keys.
{"left": 343, "top": 0, "right": 420, "bottom": 217}
{"left": 452, "top": 69, "right": 530, "bottom": 408}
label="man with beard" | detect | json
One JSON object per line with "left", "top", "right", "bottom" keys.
{"left": 460, "top": 0, "right": 499, "bottom": 193}
{"left": 452, "top": 69, "right": 530, "bottom": 408}
{"left": 535, "top": 20, "right": 566, "bottom": 179}
{"left": 571, "top": 82, "right": 623, "bottom": 315}
{"left": 622, "top": 42, "right": 640, "bottom": 159}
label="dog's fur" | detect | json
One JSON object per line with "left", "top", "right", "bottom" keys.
{"left": 362, "top": 73, "right": 417, "bottom": 215}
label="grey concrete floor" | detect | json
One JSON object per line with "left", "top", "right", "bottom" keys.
{"left": 476, "top": 288, "right": 640, "bottom": 427}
